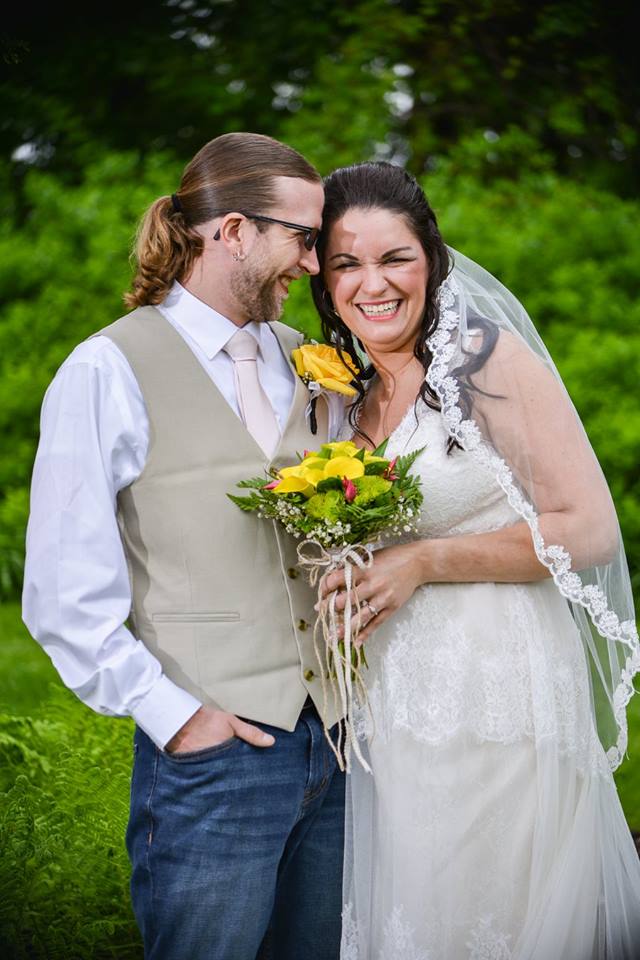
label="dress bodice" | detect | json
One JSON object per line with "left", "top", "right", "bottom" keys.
{"left": 351, "top": 398, "right": 521, "bottom": 539}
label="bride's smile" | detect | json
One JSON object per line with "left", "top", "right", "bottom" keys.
{"left": 356, "top": 298, "right": 401, "bottom": 319}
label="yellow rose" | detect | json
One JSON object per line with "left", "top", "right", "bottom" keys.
{"left": 291, "top": 343, "right": 359, "bottom": 397}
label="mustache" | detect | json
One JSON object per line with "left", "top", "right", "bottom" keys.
{"left": 279, "top": 271, "right": 304, "bottom": 281}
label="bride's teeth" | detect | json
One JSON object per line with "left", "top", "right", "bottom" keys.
{"left": 359, "top": 301, "right": 400, "bottom": 317}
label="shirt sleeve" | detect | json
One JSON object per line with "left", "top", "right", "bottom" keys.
{"left": 21, "top": 337, "right": 201, "bottom": 748}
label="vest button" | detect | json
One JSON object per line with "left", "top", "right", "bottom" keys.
{"left": 304, "top": 669, "right": 315, "bottom": 682}
{"left": 287, "top": 567, "right": 299, "bottom": 579}
{"left": 298, "top": 619, "right": 309, "bottom": 631}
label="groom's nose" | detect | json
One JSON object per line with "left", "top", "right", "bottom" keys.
{"left": 298, "top": 244, "right": 320, "bottom": 275}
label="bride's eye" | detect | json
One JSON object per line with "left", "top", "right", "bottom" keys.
{"left": 333, "top": 262, "right": 359, "bottom": 270}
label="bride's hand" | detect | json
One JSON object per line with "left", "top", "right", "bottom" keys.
{"left": 319, "top": 541, "right": 424, "bottom": 644}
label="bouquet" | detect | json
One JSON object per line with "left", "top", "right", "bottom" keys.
{"left": 229, "top": 438, "right": 424, "bottom": 771}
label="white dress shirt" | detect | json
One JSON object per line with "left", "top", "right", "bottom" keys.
{"left": 22, "top": 282, "right": 297, "bottom": 749}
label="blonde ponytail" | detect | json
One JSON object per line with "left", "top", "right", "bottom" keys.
{"left": 124, "top": 196, "right": 203, "bottom": 309}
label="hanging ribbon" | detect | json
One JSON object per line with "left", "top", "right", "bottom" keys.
{"left": 304, "top": 381, "right": 323, "bottom": 435}
{"left": 297, "top": 539, "right": 375, "bottom": 773}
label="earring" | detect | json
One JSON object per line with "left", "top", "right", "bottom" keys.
{"left": 232, "top": 250, "right": 246, "bottom": 262}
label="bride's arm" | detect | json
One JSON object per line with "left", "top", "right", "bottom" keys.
{"left": 321, "top": 525, "right": 547, "bottom": 643}
{"left": 413, "top": 521, "right": 548, "bottom": 583}
{"left": 470, "top": 331, "right": 619, "bottom": 572}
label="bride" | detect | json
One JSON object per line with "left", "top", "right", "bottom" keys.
{"left": 310, "top": 161, "right": 640, "bottom": 959}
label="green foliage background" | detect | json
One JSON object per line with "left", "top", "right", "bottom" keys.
{"left": 1, "top": 0, "right": 639, "bottom": 956}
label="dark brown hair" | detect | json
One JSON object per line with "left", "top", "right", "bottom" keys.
{"left": 310, "top": 161, "right": 497, "bottom": 449}
{"left": 125, "top": 132, "right": 321, "bottom": 308}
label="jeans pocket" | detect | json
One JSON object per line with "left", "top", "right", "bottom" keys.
{"left": 162, "top": 736, "right": 241, "bottom": 764}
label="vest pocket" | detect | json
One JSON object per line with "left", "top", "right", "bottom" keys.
{"left": 151, "top": 612, "right": 241, "bottom": 623}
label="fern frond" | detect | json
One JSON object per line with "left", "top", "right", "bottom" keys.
{"left": 227, "top": 493, "right": 261, "bottom": 511}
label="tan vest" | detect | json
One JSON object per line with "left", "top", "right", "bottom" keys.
{"left": 100, "top": 306, "right": 339, "bottom": 731}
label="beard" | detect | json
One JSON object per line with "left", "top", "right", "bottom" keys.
{"left": 230, "top": 257, "right": 286, "bottom": 323}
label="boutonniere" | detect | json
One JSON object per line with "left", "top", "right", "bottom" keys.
{"left": 291, "top": 342, "right": 360, "bottom": 434}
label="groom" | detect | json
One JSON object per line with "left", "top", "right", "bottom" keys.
{"left": 22, "top": 132, "right": 345, "bottom": 959}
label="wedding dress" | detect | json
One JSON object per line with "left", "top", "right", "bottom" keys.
{"left": 339, "top": 395, "right": 640, "bottom": 960}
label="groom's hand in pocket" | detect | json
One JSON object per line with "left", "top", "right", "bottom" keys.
{"left": 165, "top": 705, "right": 275, "bottom": 754}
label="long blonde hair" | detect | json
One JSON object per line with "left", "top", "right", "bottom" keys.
{"left": 125, "top": 133, "right": 320, "bottom": 309}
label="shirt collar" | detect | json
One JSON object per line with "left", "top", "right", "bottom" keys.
{"left": 161, "top": 281, "right": 267, "bottom": 360}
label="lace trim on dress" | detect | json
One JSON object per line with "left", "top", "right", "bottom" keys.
{"left": 340, "top": 903, "right": 360, "bottom": 960}
{"left": 427, "top": 277, "right": 640, "bottom": 771}
{"left": 355, "top": 583, "right": 605, "bottom": 774}
{"left": 341, "top": 902, "right": 514, "bottom": 960}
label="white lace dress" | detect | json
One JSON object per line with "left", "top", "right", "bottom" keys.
{"left": 340, "top": 401, "right": 640, "bottom": 960}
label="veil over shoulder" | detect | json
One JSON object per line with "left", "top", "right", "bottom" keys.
{"left": 430, "top": 249, "right": 639, "bottom": 769}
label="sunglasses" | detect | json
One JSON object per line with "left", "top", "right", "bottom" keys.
{"left": 213, "top": 212, "right": 320, "bottom": 250}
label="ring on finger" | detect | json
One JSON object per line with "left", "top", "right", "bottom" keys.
{"left": 363, "top": 600, "right": 379, "bottom": 618}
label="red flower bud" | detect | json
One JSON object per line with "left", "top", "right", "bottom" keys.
{"left": 384, "top": 457, "right": 398, "bottom": 481}
{"left": 263, "top": 480, "right": 280, "bottom": 490}
{"left": 342, "top": 476, "right": 357, "bottom": 503}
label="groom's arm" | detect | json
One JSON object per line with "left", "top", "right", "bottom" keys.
{"left": 22, "top": 338, "right": 202, "bottom": 749}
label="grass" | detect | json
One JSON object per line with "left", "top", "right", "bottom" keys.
{"left": 0, "top": 604, "right": 59, "bottom": 714}
{"left": 0, "top": 605, "right": 141, "bottom": 960}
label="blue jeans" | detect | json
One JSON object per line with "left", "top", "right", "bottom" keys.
{"left": 126, "top": 704, "right": 345, "bottom": 959}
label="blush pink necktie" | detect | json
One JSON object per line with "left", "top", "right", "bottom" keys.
{"left": 223, "top": 329, "right": 281, "bottom": 458}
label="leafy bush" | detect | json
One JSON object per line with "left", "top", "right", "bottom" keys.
{"left": 0, "top": 689, "right": 140, "bottom": 959}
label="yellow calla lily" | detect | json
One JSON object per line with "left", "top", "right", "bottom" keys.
{"left": 299, "top": 456, "right": 330, "bottom": 472}
{"left": 323, "top": 457, "right": 365, "bottom": 480}
{"left": 278, "top": 464, "right": 309, "bottom": 479}
{"left": 275, "top": 460, "right": 329, "bottom": 493}
{"left": 299, "top": 468, "right": 326, "bottom": 487}
{"left": 271, "top": 476, "right": 315, "bottom": 497}
{"left": 322, "top": 441, "right": 361, "bottom": 459}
